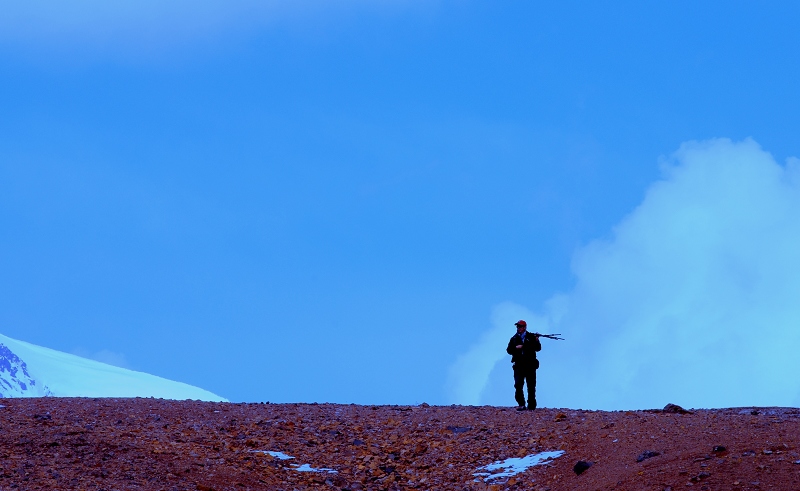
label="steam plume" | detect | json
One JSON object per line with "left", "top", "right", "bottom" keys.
{"left": 450, "top": 138, "right": 800, "bottom": 409}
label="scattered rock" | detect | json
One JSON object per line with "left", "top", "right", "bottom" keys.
{"left": 636, "top": 450, "right": 661, "bottom": 462}
{"left": 0, "top": 399, "right": 797, "bottom": 490}
{"left": 573, "top": 460, "right": 593, "bottom": 475}
{"left": 446, "top": 425, "right": 471, "bottom": 434}
{"left": 690, "top": 472, "right": 711, "bottom": 482}
{"left": 663, "top": 404, "right": 691, "bottom": 414}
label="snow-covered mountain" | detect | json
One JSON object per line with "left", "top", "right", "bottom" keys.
{"left": 0, "top": 333, "right": 226, "bottom": 401}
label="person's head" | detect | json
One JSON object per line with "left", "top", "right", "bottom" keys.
{"left": 514, "top": 320, "right": 527, "bottom": 333}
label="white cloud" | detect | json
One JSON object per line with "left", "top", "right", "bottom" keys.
{"left": 0, "top": 0, "right": 425, "bottom": 59}
{"left": 72, "top": 347, "right": 132, "bottom": 369}
{"left": 449, "top": 138, "right": 800, "bottom": 410}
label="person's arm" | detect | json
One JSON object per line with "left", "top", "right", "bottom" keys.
{"left": 506, "top": 337, "right": 517, "bottom": 356}
{"left": 531, "top": 334, "right": 542, "bottom": 352}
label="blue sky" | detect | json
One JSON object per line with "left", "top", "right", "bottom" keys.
{"left": 2, "top": 1, "right": 800, "bottom": 408}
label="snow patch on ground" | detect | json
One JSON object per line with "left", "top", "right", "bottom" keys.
{"left": 293, "top": 463, "right": 337, "bottom": 473}
{"left": 252, "top": 451, "right": 294, "bottom": 461}
{"left": 252, "top": 450, "right": 337, "bottom": 473}
{"left": 474, "top": 450, "right": 565, "bottom": 482}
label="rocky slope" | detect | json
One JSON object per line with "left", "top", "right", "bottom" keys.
{"left": 0, "top": 344, "right": 52, "bottom": 397}
{"left": 1, "top": 398, "right": 799, "bottom": 490}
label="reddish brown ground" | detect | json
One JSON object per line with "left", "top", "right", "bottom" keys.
{"left": 1, "top": 398, "right": 799, "bottom": 490}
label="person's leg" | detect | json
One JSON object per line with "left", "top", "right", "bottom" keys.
{"left": 513, "top": 366, "right": 526, "bottom": 407}
{"left": 526, "top": 368, "right": 537, "bottom": 410}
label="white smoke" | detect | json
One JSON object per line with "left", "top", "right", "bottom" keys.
{"left": 72, "top": 348, "right": 132, "bottom": 369}
{"left": 449, "top": 138, "right": 800, "bottom": 409}
{"left": 446, "top": 302, "right": 540, "bottom": 405}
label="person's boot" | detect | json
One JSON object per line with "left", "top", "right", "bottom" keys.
{"left": 527, "top": 400, "right": 537, "bottom": 411}
{"left": 516, "top": 405, "right": 527, "bottom": 411}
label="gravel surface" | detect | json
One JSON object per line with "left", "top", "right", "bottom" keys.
{"left": 2, "top": 398, "right": 800, "bottom": 490}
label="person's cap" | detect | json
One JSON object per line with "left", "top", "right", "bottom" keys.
{"left": 514, "top": 320, "right": 527, "bottom": 327}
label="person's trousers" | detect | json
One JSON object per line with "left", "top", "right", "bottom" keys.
{"left": 513, "top": 363, "right": 537, "bottom": 408}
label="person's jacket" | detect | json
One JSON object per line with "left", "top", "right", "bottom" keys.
{"left": 506, "top": 331, "right": 542, "bottom": 367}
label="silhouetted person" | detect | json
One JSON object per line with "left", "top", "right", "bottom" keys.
{"left": 506, "top": 320, "right": 541, "bottom": 411}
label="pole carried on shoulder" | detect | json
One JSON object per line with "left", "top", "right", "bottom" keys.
{"left": 534, "top": 333, "right": 565, "bottom": 341}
